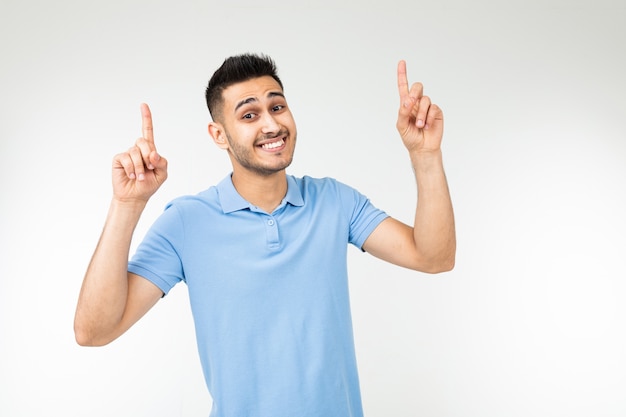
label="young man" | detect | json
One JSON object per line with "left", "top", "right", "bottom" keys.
{"left": 75, "top": 54, "right": 455, "bottom": 416}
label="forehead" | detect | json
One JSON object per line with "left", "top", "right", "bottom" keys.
{"left": 222, "top": 76, "right": 284, "bottom": 110}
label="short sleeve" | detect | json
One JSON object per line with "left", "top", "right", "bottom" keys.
{"left": 128, "top": 204, "right": 185, "bottom": 295}
{"left": 336, "top": 181, "right": 388, "bottom": 250}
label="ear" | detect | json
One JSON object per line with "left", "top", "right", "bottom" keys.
{"left": 208, "top": 122, "right": 229, "bottom": 150}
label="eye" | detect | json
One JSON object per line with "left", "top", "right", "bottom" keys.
{"left": 272, "top": 105, "right": 285, "bottom": 112}
{"left": 242, "top": 113, "right": 256, "bottom": 120}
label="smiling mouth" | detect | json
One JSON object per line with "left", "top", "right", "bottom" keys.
{"left": 260, "top": 138, "right": 285, "bottom": 150}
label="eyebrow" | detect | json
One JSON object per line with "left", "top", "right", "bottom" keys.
{"left": 234, "top": 91, "right": 285, "bottom": 113}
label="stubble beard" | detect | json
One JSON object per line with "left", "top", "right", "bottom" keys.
{"left": 225, "top": 130, "right": 295, "bottom": 177}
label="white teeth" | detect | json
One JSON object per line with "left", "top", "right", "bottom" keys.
{"left": 261, "top": 139, "right": 284, "bottom": 149}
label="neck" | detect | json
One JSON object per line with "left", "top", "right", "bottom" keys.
{"left": 231, "top": 168, "right": 288, "bottom": 213}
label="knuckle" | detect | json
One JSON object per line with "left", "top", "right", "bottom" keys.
{"left": 135, "top": 137, "right": 155, "bottom": 155}
{"left": 127, "top": 146, "right": 141, "bottom": 160}
{"left": 114, "top": 152, "right": 130, "bottom": 167}
{"left": 135, "top": 137, "right": 148, "bottom": 148}
{"left": 112, "top": 152, "right": 124, "bottom": 165}
{"left": 125, "top": 147, "right": 144, "bottom": 170}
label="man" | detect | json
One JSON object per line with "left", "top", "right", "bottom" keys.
{"left": 74, "top": 53, "right": 455, "bottom": 416}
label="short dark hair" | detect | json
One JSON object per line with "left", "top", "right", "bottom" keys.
{"left": 205, "top": 53, "right": 283, "bottom": 122}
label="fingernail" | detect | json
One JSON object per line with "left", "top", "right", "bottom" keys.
{"left": 138, "top": 173, "right": 145, "bottom": 181}
{"left": 417, "top": 119, "right": 425, "bottom": 128}
{"left": 129, "top": 173, "right": 136, "bottom": 180}
{"left": 148, "top": 164, "right": 154, "bottom": 170}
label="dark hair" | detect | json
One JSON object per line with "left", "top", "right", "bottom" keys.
{"left": 205, "top": 53, "right": 283, "bottom": 122}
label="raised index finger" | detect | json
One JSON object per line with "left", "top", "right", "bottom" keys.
{"left": 397, "top": 60, "right": 409, "bottom": 100}
{"left": 141, "top": 103, "right": 154, "bottom": 143}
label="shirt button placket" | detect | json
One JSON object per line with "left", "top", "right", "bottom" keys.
{"left": 265, "top": 216, "right": 280, "bottom": 250}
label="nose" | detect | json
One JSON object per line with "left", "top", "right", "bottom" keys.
{"left": 260, "top": 111, "right": 280, "bottom": 134}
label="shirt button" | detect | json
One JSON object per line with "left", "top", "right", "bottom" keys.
{"left": 268, "top": 219, "right": 275, "bottom": 226}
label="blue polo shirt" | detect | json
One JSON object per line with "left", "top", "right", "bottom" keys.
{"left": 128, "top": 174, "right": 388, "bottom": 417}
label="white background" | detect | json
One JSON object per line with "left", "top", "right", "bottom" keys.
{"left": 1, "top": 1, "right": 625, "bottom": 416}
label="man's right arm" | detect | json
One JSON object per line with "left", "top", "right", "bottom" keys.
{"left": 74, "top": 103, "right": 168, "bottom": 346}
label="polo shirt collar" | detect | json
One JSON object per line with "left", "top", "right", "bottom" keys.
{"left": 217, "top": 173, "right": 304, "bottom": 214}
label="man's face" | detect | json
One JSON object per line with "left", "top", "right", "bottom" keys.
{"left": 214, "top": 76, "right": 297, "bottom": 177}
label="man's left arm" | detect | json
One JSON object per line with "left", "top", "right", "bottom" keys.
{"left": 362, "top": 60, "right": 456, "bottom": 273}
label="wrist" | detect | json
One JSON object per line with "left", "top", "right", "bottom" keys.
{"left": 100, "top": 198, "right": 147, "bottom": 244}
{"left": 409, "top": 149, "right": 443, "bottom": 171}
{"left": 110, "top": 197, "right": 148, "bottom": 215}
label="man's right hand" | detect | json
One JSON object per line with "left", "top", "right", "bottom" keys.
{"left": 112, "top": 103, "right": 168, "bottom": 203}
